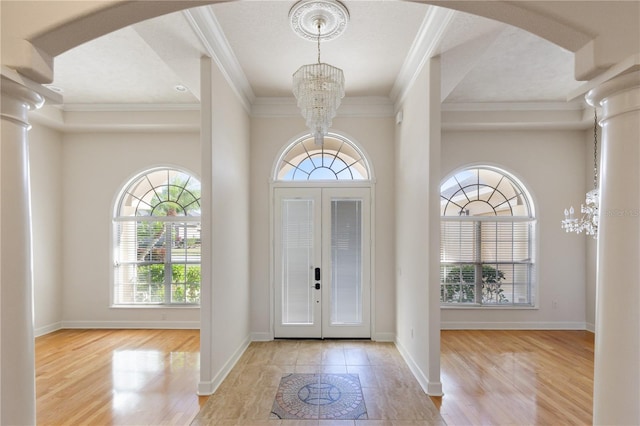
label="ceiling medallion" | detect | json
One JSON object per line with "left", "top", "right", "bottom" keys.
{"left": 289, "top": 0, "right": 350, "bottom": 42}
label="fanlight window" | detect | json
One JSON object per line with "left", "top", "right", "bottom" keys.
{"left": 440, "top": 166, "right": 536, "bottom": 307}
{"left": 276, "top": 135, "right": 370, "bottom": 181}
{"left": 441, "top": 167, "right": 531, "bottom": 217}
{"left": 113, "top": 168, "right": 201, "bottom": 306}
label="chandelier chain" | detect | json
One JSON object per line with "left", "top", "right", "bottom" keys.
{"left": 593, "top": 108, "right": 598, "bottom": 189}
{"left": 317, "top": 22, "right": 321, "bottom": 64}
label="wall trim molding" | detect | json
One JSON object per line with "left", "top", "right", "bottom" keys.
{"left": 61, "top": 320, "right": 200, "bottom": 329}
{"left": 373, "top": 332, "right": 395, "bottom": 342}
{"left": 30, "top": 99, "right": 591, "bottom": 132}
{"left": 390, "top": 6, "right": 456, "bottom": 107}
{"left": 198, "top": 334, "right": 251, "bottom": 396}
{"left": 251, "top": 96, "right": 395, "bottom": 118}
{"left": 183, "top": 7, "right": 254, "bottom": 113}
{"left": 34, "top": 322, "right": 63, "bottom": 337}
{"left": 441, "top": 321, "right": 589, "bottom": 330}
{"left": 395, "top": 339, "right": 443, "bottom": 396}
{"left": 251, "top": 332, "right": 273, "bottom": 342}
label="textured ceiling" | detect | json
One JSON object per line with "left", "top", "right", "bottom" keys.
{"left": 47, "top": 1, "right": 583, "bottom": 107}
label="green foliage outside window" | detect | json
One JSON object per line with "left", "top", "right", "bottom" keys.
{"left": 442, "top": 264, "right": 508, "bottom": 304}
{"left": 136, "top": 264, "right": 201, "bottom": 304}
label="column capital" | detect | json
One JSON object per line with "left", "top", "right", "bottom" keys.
{"left": 1, "top": 73, "right": 47, "bottom": 130}
{"left": 586, "top": 70, "right": 640, "bottom": 122}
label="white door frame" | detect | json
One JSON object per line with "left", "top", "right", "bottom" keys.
{"left": 270, "top": 181, "right": 375, "bottom": 339}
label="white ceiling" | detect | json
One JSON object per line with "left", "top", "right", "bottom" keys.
{"left": 47, "top": 1, "right": 583, "bottom": 109}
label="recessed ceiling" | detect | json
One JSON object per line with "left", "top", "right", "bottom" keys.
{"left": 48, "top": 1, "right": 582, "bottom": 108}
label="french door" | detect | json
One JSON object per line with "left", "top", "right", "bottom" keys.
{"left": 274, "top": 187, "right": 371, "bottom": 338}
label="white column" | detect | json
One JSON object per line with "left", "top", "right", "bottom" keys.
{"left": 0, "top": 75, "right": 44, "bottom": 425}
{"left": 587, "top": 70, "right": 640, "bottom": 426}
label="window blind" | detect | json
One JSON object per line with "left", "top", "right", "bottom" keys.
{"left": 440, "top": 218, "right": 535, "bottom": 305}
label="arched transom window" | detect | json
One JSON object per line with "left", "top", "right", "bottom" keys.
{"left": 113, "top": 168, "right": 201, "bottom": 306}
{"left": 440, "top": 166, "right": 536, "bottom": 307}
{"left": 275, "top": 134, "right": 370, "bottom": 181}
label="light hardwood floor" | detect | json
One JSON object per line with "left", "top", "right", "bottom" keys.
{"left": 35, "top": 329, "right": 594, "bottom": 425}
{"left": 35, "top": 329, "right": 205, "bottom": 425}
{"left": 434, "top": 330, "right": 594, "bottom": 425}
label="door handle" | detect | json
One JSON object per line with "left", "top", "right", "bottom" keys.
{"left": 315, "top": 267, "right": 321, "bottom": 281}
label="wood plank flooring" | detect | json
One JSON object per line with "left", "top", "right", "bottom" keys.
{"left": 434, "top": 330, "right": 594, "bottom": 425}
{"left": 35, "top": 329, "right": 594, "bottom": 425}
{"left": 35, "top": 329, "right": 205, "bottom": 425}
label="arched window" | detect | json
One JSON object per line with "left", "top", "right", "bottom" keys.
{"left": 275, "top": 134, "right": 370, "bottom": 181}
{"left": 440, "top": 166, "right": 536, "bottom": 306}
{"left": 113, "top": 168, "right": 201, "bottom": 305}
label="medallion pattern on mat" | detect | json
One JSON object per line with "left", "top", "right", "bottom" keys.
{"left": 270, "top": 373, "right": 368, "bottom": 420}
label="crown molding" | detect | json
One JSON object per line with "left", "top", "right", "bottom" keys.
{"left": 183, "top": 6, "right": 254, "bottom": 113}
{"left": 390, "top": 6, "right": 456, "bottom": 107}
{"left": 60, "top": 103, "right": 200, "bottom": 112}
{"left": 29, "top": 99, "right": 591, "bottom": 132}
{"left": 251, "top": 96, "right": 394, "bottom": 118}
{"left": 441, "top": 101, "right": 592, "bottom": 130}
{"left": 29, "top": 104, "right": 200, "bottom": 133}
{"left": 442, "top": 100, "right": 585, "bottom": 112}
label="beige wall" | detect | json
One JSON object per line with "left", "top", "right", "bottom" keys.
{"left": 440, "top": 129, "right": 589, "bottom": 328}
{"left": 394, "top": 58, "right": 442, "bottom": 394}
{"left": 29, "top": 116, "right": 593, "bottom": 333}
{"left": 207, "top": 56, "right": 252, "bottom": 376}
{"left": 60, "top": 131, "right": 201, "bottom": 328}
{"left": 248, "top": 114, "right": 397, "bottom": 340}
{"left": 29, "top": 123, "right": 64, "bottom": 336}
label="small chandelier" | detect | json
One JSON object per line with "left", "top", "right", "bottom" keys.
{"left": 561, "top": 108, "right": 600, "bottom": 238}
{"left": 290, "top": 0, "right": 348, "bottom": 145}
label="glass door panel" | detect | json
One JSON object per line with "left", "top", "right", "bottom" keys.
{"left": 322, "top": 188, "right": 370, "bottom": 338}
{"left": 330, "top": 199, "right": 363, "bottom": 325}
{"left": 274, "top": 189, "right": 322, "bottom": 338}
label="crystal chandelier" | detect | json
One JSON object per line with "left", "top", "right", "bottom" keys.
{"left": 290, "top": 0, "right": 348, "bottom": 146}
{"left": 561, "top": 109, "right": 600, "bottom": 238}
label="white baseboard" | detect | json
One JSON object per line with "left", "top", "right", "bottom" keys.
{"left": 394, "top": 339, "right": 443, "bottom": 397}
{"left": 373, "top": 332, "right": 395, "bottom": 342}
{"left": 586, "top": 322, "right": 596, "bottom": 333}
{"left": 61, "top": 320, "right": 200, "bottom": 329}
{"left": 35, "top": 322, "right": 63, "bottom": 337}
{"left": 198, "top": 334, "right": 251, "bottom": 395}
{"left": 251, "top": 331, "right": 273, "bottom": 341}
{"left": 441, "top": 321, "right": 588, "bottom": 330}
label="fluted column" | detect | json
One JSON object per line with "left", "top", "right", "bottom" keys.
{"left": 587, "top": 70, "right": 640, "bottom": 426}
{"left": 1, "top": 74, "right": 44, "bottom": 425}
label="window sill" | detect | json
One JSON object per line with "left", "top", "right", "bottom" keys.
{"left": 110, "top": 304, "right": 200, "bottom": 309}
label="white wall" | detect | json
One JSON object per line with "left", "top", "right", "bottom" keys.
{"left": 440, "top": 129, "right": 588, "bottom": 329}
{"left": 61, "top": 131, "right": 201, "bottom": 328}
{"left": 248, "top": 114, "right": 396, "bottom": 341}
{"left": 29, "top": 123, "right": 64, "bottom": 336}
{"left": 394, "top": 58, "right": 442, "bottom": 395}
